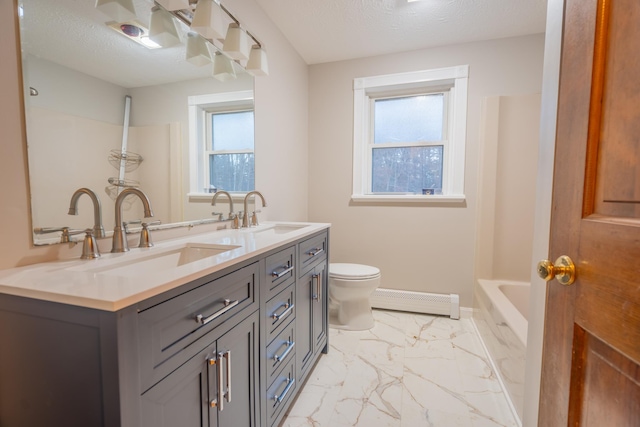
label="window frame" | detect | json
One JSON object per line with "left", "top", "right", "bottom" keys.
{"left": 187, "top": 90, "right": 254, "bottom": 200}
{"left": 352, "top": 66, "right": 469, "bottom": 203}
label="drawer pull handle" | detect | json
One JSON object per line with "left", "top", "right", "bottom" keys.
{"left": 274, "top": 377, "right": 295, "bottom": 405}
{"left": 312, "top": 273, "right": 322, "bottom": 302}
{"left": 195, "top": 299, "right": 239, "bottom": 325}
{"left": 273, "top": 340, "right": 295, "bottom": 363}
{"left": 307, "top": 247, "right": 324, "bottom": 257}
{"left": 271, "top": 302, "right": 294, "bottom": 322}
{"left": 272, "top": 264, "right": 294, "bottom": 278}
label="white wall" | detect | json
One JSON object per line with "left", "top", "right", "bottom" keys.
{"left": 307, "top": 34, "right": 545, "bottom": 307}
{"left": 0, "top": 0, "right": 309, "bottom": 268}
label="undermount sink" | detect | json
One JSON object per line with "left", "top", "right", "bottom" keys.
{"left": 69, "top": 243, "right": 240, "bottom": 278}
{"left": 245, "top": 224, "right": 308, "bottom": 236}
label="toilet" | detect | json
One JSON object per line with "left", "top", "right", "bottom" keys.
{"left": 328, "top": 263, "right": 381, "bottom": 330}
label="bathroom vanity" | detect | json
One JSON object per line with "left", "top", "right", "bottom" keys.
{"left": 0, "top": 223, "right": 329, "bottom": 427}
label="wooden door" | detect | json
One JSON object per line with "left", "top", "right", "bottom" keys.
{"left": 539, "top": 0, "right": 640, "bottom": 425}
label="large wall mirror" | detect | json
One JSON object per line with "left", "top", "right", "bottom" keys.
{"left": 19, "top": 0, "right": 254, "bottom": 245}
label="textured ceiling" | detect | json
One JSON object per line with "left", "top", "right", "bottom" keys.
{"left": 20, "top": 0, "right": 548, "bottom": 88}
{"left": 253, "top": 0, "right": 548, "bottom": 64}
{"left": 21, "top": 0, "right": 236, "bottom": 88}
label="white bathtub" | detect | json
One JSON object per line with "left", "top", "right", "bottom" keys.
{"left": 473, "top": 279, "right": 529, "bottom": 423}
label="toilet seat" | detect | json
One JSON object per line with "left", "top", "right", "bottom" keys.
{"left": 329, "top": 263, "right": 380, "bottom": 281}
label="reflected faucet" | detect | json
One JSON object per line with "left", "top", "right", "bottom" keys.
{"left": 242, "top": 191, "right": 267, "bottom": 228}
{"left": 111, "top": 188, "right": 154, "bottom": 253}
{"left": 68, "top": 188, "right": 105, "bottom": 238}
{"left": 211, "top": 191, "right": 236, "bottom": 227}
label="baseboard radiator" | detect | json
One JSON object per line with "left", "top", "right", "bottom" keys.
{"left": 370, "top": 288, "right": 460, "bottom": 319}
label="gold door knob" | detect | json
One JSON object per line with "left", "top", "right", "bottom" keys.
{"left": 537, "top": 255, "right": 576, "bottom": 286}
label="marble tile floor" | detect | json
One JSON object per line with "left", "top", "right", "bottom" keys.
{"left": 281, "top": 309, "right": 519, "bottom": 427}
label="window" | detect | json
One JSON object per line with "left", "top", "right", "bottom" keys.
{"left": 206, "top": 110, "right": 254, "bottom": 192}
{"left": 188, "top": 91, "right": 254, "bottom": 196}
{"left": 352, "top": 66, "right": 468, "bottom": 203}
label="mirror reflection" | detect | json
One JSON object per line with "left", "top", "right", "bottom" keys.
{"left": 20, "top": 0, "right": 254, "bottom": 245}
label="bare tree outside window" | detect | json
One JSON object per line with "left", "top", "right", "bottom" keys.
{"left": 371, "top": 94, "right": 445, "bottom": 194}
{"left": 207, "top": 110, "right": 255, "bottom": 192}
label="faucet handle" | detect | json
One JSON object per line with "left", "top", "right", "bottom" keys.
{"left": 80, "top": 229, "right": 100, "bottom": 260}
{"left": 230, "top": 212, "right": 241, "bottom": 229}
{"left": 123, "top": 219, "right": 142, "bottom": 234}
{"left": 212, "top": 212, "right": 224, "bottom": 221}
{"left": 251, "top": 210, "right": 262, "bottom": 226}
{"left": 34, "top": 226, "right": 83, "bottom": 243}
{"left": 138, "top": 221, "right": 160, "bottom": 248}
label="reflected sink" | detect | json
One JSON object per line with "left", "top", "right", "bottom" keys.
{"left": 70, "top": 243, "right": 240, "bottom": 278}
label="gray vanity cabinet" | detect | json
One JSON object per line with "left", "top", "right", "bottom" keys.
{"left": 0, "top": 227, "right": 329, "bottom": 427}
{"left": 296, "top": 233, "right": 329, "bottom": 384}
{"left": 140, "top": 311, "right": 259, "bottom": 427}
{"left": 296, "top": 261, "right": 328, "bottom": 382}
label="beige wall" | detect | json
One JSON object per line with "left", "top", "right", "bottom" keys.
{"left": 0, "top": 0, "right": 309, "bottom": 269}
{"left": 307, "top": 34, "right": 545, "bottom": 306}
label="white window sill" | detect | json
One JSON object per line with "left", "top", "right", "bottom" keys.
{"left": 350, "top": 194, "right": 466, "bottom": 204}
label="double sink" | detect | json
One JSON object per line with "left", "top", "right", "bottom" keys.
{"left": 66, "top": 223, "right": 308, "bottom": 279}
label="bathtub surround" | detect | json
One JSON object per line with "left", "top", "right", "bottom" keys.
{"left": 474, "top": 280, "right": 529, "bottom": 421}
{"left": 283, "top": 309, "right": 518, "bottom": 427}
{"left": 475, "top": 94, "right": 541, "bottom": 282}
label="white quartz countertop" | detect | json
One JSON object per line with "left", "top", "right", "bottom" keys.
{"left": 0, "top": 222, "right": 330, "bottom": 312}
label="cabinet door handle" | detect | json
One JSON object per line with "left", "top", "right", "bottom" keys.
{"left": 273, "top": 340, "right": 295, "bottom": 363}
{"left": 312, "top": 273, "right": 322, "bottom": 302}
{"left": 271, "top": 302, "right": 294, "bottom": 323}
{"left": 274, "top": 377, "right": 295, "bottom": 405}
{"left": 208, "top": 357, "right": 217, "bottom": 408}
{"left": 224, "top": 350, "right": 231, "bottom": 404}
{"left": 307, "top": 247, "right": 324, "bottom": 257}
{"left": 195, "top": 299, "right": 239, "bottom": 325}
{"left": 271, "top": 264, "right": 294, "bottom": 278}
{"left": 217, "top": 352, "right": 224, "bottom": 412}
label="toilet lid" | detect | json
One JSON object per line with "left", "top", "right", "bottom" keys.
{"left": 329, "top": 263, "right": 380, "bottom": 280}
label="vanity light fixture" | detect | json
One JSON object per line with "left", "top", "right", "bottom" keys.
{"left": 190, "top": 0, "right": 226, "bottom": 41}
{"left": 246, "top": 45, "right": 269, "bottom": 76}
{"left": 155, "top": 0, "right": 191, "bottom": 11}
{"left": 95, "top": 0, "right": 137, "bottom": 23}
{"left": 212, "top": 53, "right": 236, "bottom": 81}
{"left": 149, "top": 6, "right": 182, "bottom": 48}
{"left": 222, "top": 23, "right": 252, "bottom": 60}
{"left": 186, "top": 32, "right": 213, "bottom": 66}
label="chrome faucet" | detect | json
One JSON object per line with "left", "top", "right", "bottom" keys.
{"left": 212, "top": 191, "right": 238, "bottom": 228}
{"left": 242, "top": 191, "right": 267, "bottom": 228}
{"left": 111, "top": 188, "right": 154, "bottom": 253}
{"left": 68, "top": 188, "right": 105, "bottom": 238}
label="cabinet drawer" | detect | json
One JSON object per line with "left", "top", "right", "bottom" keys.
{"left": 298, "top": 232, "right": 327, "bottom": 275}
{"left": 138, "top": 262, "right": 259, "bottom": 392}
{"left": 265, "top": 284, "right": 296, "bottom": 344}
{"left": 264, "top": 246, "right": 295, "bottom": 299}
{"left": 265, "top": 322, "right": 296, "bottom": 384}
{"left": 266, "top": 359, "right": 296, "bottom": 427}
